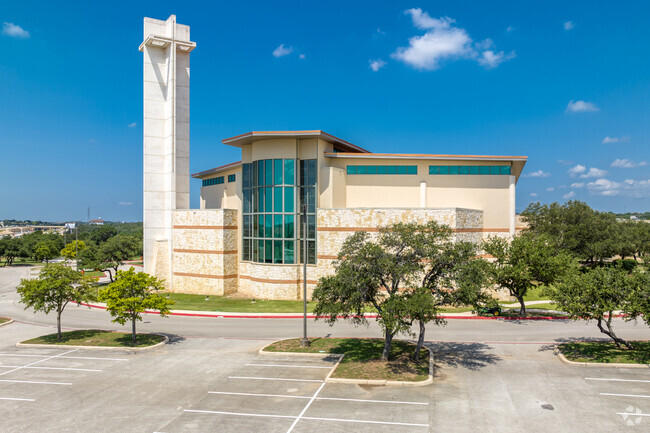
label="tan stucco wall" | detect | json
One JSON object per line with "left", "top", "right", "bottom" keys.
{"left": 199, "top": 167, "right": 241, "bottom": 210}
{"left": 170, "top": 209, "right": 238, "bottom": 295}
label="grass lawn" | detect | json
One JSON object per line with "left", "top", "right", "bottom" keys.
{"left": 165, "top": 293, "right": 317, "bottom": 313}
{"left": 263, "top": 337, "right": 430, "bottom": 382}
{"left": 559, "top": 341, "right": 650, "bottom": 364}
{"left": 522, "top": 303, "right": 561, "bottom": 311}
{"left": 522, "top": 286, "right": 551, "bottom": 302}
{"left": 21, "top": 329, "right": 166, "bottom": 348}
{"left": 499, "top": 309, "right": 567, "bottom": 318}
{"left": 438, "top": 306, "right": 474, "bottom": 313}
{"left": 0, "top": 317, "right": 10, "bottom": 324}
{"left": 82, "top": 270, "right": 105, "bottom": 278}
{"left": 0, "top": 258, "right": 43, "bottom": 267}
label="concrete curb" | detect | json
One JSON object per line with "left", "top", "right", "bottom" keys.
{"left": 259, "top": 339, "right": 434, "bottom": 386}
{"left": 0, "top": 318, "right": 14, "bottom": 327}
{"left": 16, "top": 334, "right": 169, "bottom": 352}
{"left": 554, "top": 348, "right": 650, "bottom": 369}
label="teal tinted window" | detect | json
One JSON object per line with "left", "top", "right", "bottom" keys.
{"left": 273, "top": 159, "right": 283, "bottom": 185}
{"left": 366, "top": 166, "right": 377, "bottom": 174}
{"left": 358, "top": 165, "right": 367, "bottom": 174}
{"left": 397, "top": 166, "right": 407, "bottom": 174}
{"left": 274, "top": 215, "right": 282, "bottom": 238}
{"left": 258, "top": 161, "right": 264, "bottom": 185}
{"left": 449, "top": 166, "right": 459, "bottom": 175}
{"left": 470, "top": 166, "right": 479, "bottom": 175}
{"left": 429, "top": 166, "right": 438, "bottom": 175}
{"left": 479, "top": 166, "right": 490, "bottom": 175}
{"left": 274, "top": 240, "right": 282, "bottom": 264}
{"left": 265, "top": 215, "right": 272, "bottom": 238}
{"left": 265, "top": 240, "right": 272, "bottom": 263}
{"left": 490, "top": 166, "right": 500, "bottom": 175}
{"left": 265, "top": 160, "right": 272, "bottom": 186}
{"left": 285, "top": 159, "right": 295, "bottom": 184}
{"left": 273, "top": 187, "right": 282, "bottom": 212}
{"left": 407, "top": 166, "right": 417, "bottom": 175}
{"left": 347, "top": 165, "right": 356, "bottom": 175}
{"left": 347, "top": 165, "right": 417, "bottom": 175}
{"left": 459, "top": 166, "right": 470, "bottom": 175}
{"left": 500, "top": 166, "right": 511, "bottom": 175}
{"left": 284, "top": 215, "right": 294, "bottom": 238}
{"left": 387, "top": 166, "right": 397, "bottom": 174}
{"left": 377, "top": 166, "right": 387, "bottom": 174}
{"left": 257, "top": 215, "right": 264, "bottom": 237}
{"left": 264, "top": 187, "right": 272, "bottom": 212}
{"left": 439, "top": 166, "right": 449, "bottom": 174}
{"left": 228, "top": 174, "right": 236, "bottom": 182}
{"left": 284, "top": 187, "right": 294, "bottom": 212}
{"left": 284, "top": 241, "right": 294, "bottom": 263}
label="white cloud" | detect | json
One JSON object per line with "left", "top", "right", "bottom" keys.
{"left": 557, "top": 159, "right": 573, "bottom": 166}
{"left": 566, "top": 100, "right": 599, "bottom": 113}
{"left": 392, "top": 8, "right": 513, "bottom": 71}
{"left": 622, "top": 179, "right": 650, "bottom": 198}
{"left": 567, "top": 164, "right": 586, "bottom": 176}
{"left": 128, "top": 122, "right": 136, "bottom": 128}
{"left": 564, "top": 21, "right": 575, "bottom": 31}
{"left": 558, "top": 185, "right": 567, "bottom": 189}
{"left": 530, "top": 193, "right": 538, "bottom": 197}
{"left": 586, "top": 178, "right": 621, "bottom": 196}
{"left": 369, "top": 59, "right": 386, "bottom": 71}
{"left": 524, "top": 169, "right": 551, "bottom": 178}
{"left": 546, "top": 187, "right": 555, "bottom": 192}
{"left": 299, "top": 54, "right": 306, "bottom": 59}
{"left": 118, "top": 201, "right": 133, "bottom": 206}
{"left": 611, "top": 158, "right": 647, "bottom": 168}
{"left": 580, "top": 167, "right": 608, "bottom": 178}
{"left": 562, "top": 191, "right": 575, "bottom": 199}
{"left": 506, "top": 26, "right": 516, "bottom": 33}
{"left": 602, "top": 135, "right": 630, "bottom": 144}
{"left": 273, "top": 44, "right": 293, "bottom": 58}
{"left": 2, "top": 22, "right": 30, "bottom": 38}
{"left": 478, "top": 49, "right": 516, "bottom": 69}
{"left": 570, "top": 182, "right": 585, "bottom": 188}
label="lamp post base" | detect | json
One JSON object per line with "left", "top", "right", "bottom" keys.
{"left": 299, "top": 338, "right": 311, "bottom": 348}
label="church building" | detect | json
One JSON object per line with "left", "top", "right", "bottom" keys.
{"left": 141, "top": 16, "right": 527, "bottom": 300}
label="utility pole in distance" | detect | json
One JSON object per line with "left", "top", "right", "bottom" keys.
{"left": 300, "top": 203, "right": 310, "bottom": 348}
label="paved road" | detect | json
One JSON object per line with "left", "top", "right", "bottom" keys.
{"left": 0, "top": 266, "right": 648, "bottom": 433}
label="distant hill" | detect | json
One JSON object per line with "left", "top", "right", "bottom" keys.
{"left": 610, "top": 212, "right": 650, "bottom": 221}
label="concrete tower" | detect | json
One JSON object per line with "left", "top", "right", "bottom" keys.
{"left": 140, "top": 15, "right": 195, "bottom": 283}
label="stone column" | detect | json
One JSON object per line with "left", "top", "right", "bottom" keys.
{"left": 420, "top": 181, "right": 427, "bottom": 208}
{"left": 140, "top": 15, "right": 196, "bottom": 286}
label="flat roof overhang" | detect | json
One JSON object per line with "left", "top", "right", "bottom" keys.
{"left": 222, "top": 130, "right": 370, "bottom": 153}
{"left": 192, "top": 161, "right": 241, "bottom": 179}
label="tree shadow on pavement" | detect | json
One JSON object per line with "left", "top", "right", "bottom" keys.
{"left": 156, "top": 333, "right": 185, "bottom": 345}
{"left": 538, "top": 336, "right": 610, "bottom": 353}
{"left": 427, "top": 342, "right": 501, "bottom": 372}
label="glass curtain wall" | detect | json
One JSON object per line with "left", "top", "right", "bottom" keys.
{"left": 242, "top": 159, "right": 316, "bottom": 265}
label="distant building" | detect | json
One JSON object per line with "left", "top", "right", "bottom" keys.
{"left": 140, "top": 15, "right": 527, "bottom": 300}
{"left": 89, "top": 219, "right": 105, "bottom": 226}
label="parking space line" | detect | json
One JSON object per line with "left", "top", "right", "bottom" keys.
{"left": 0, "top": 379, "right": 72, "bottom": 386}
{"left": 0, "top": 397, "right": 35, "bottom": 402}
{"left": 228, "top": 376, "right": 324, "bottom": 383}
{"left": 586, "top": 378, "right": 650, "bottom": 383}
{"left": 601, "top": 393, "right": 650, "bottom": 398}
{"left": 184, "top": 409, "right": 296, "bottom": 419}
{"left": 286, "top": 383, "right": 325, "bottom": 433}
{"left": 0, "top": 354, "right": 127, "bottom": 361}
{"left": 0, "top": 349, "right": 79, "bottom": 377}
{"left": 301, "top": 416, "right": 429, "bottom": 427}
{"left": 208, "top": 391, "right": 428, "bottom": 405}
{"left": 246, "top": 363, "right": 332, "bottom": 369}
{"left": 0, "top": 366, "right": 102, "bottom": 372}
{"left": 616, "top": 412, "right": 650, "bottom": 417}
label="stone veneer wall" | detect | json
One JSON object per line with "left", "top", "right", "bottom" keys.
{"left": 237, "top": 207, "right": 485, "bottom": 300}
{"left": 170, "top": 209, "right": 238, "bottom": 295}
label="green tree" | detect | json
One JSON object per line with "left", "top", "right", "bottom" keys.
{"left": 78, "top": 235, "right": 140, "bottom": 282}
{"left": 483, "top": 234, "right": 575, "bottom": 316}
{"left": 16, "top": 263, "right": 95, "bottom": 340}
{"left": 98, "top": 268, "right": 174, "bottom": 346}
{"left": 60, "top": 240, "right": 86, "bottom": 260}
{"left": 0, "top": 236, "right": 25, "bottom": 265}
{"left": 550, "top": 266, "right": 646, "bottom": 349}
{"left": 521, "top": 201, "right": 619, "bottom": 263}
{"left": 34, "top": 241, "right": 58, "bottom": 263}
{"left": 90, "top": 225, "right": 117, "bottom": 244}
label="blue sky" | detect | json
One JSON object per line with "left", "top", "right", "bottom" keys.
{"left": 1, "top": 0, "right": 649, "bottom": 221}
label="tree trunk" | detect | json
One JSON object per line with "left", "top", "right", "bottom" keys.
{"left": 131, "top": 315, "right": 136, "bottom": 347}
{"left": 106, "top": 269, "right": 114, "bottom": 283}
{"left": 56, "top": 309, "right": 62, "bottom": 341}
{"left": 517, "top": 295, "right": 526, "bottom": 316}
{"left": 596, "top": 316, "right": 633, "bottom": 350}
{"left": 381, "top": 331, "right": 395, "bottom": 361}
{"left": 412, "top": 320, "right": 426, "bottom": 361}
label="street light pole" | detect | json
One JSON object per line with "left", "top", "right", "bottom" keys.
{"left": 300, "top": 203, "right": 310, "bottom": 348}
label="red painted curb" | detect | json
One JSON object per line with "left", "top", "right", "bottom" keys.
{"left": 75, "top": 302, "right": 594, "bottom": 321}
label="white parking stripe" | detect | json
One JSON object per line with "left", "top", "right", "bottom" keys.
{"left": 184, "top": 409, "right": 296, "bottom": 419}
{"left": 601, "top": 393, "right": 650, "bottom": 398}
{"left": 0, "top": 354, "right": 127, "bottom": 361}
{"left": 182, "top": 409, "right": 430, "bottom": 428}
{"left": 0, "top": 379, "right": 72, "bottom": 386}
{"left": 301, "top": 416, "right": 429, "bottom": 427}
{"left": 617, "top": 412, "right": 650, "bottom": 417}
{"left": 0, "top": 397, "right": 35, "bottom": 402}
{"left": 208, "top": 391, "right": 428, "bottom": 405}
{"left": 228, "top": 376, "right": 323, "bottom": 383}
{"left": 586, "top": 378, "right": 650, "bottom": 383}
{"left": 246, "top": 363, "right": 332, "bottom": 369}
{"left": 287, "top": 383, "right": 325, "bottom": 433}
{"left": 0, "top": 349, "right": 78, "bottom": 377}
{"left": 0, "top": 365, "right": 102, "bottom": 372}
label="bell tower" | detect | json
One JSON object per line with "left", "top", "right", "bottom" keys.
{"left": 140, "top": 15, "right": 196, "bottom": 282}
